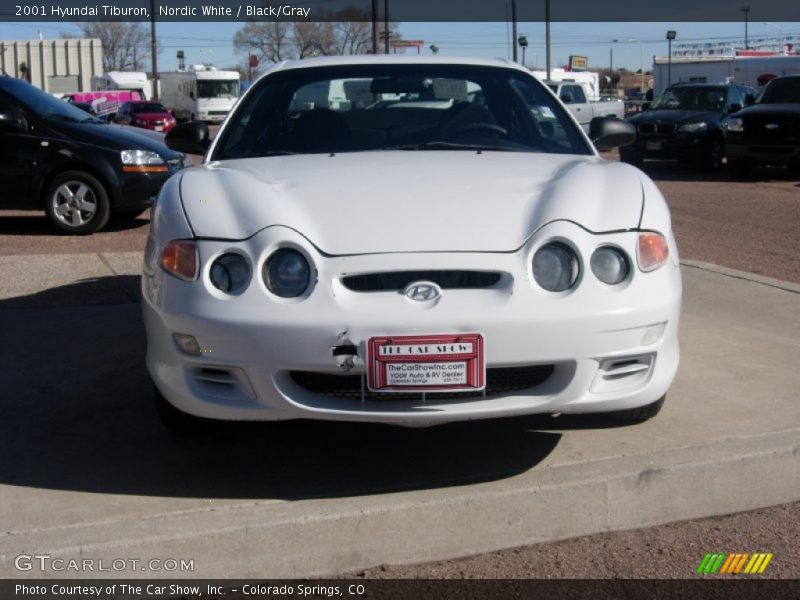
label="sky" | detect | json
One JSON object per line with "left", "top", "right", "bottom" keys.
{"left": 2, "top": 20, "right": 799, "bottom": 74}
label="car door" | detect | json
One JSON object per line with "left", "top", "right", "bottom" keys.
{"left": 560, "top": 85, "right": 590, "bottom": 132}
{"left": 0, "top": 94, "right": 34, "bottom": 207}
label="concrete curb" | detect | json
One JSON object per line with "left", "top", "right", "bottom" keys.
{"left": 2, "top": 429, "right": 797, "bottom": 579}
{"left": 680, "top": 259, "right": 800, "bottom": 294}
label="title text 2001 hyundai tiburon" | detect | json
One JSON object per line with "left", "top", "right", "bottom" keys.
{"left": 143, "top": 56, "right": 681, "bottom": 431}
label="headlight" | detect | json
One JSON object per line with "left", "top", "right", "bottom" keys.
{"left": 160, "top": 240, "right": 198, "bottom": 281}
{"left": 209, "top": 253, "right": 251, "bottom": 294}
{"left": 264, "top": 249, "right": 311, "bottom": 297}
{"left": 677, "top": 121, "right": 708, "bottom": 133}
{"left": 725, "top": 117, "right": 744, "bottom": 133}
{"left": 637, "top": 232, "right": 669, "bottom": 272}
{"left": 590, "top": 246, "right": 629, "bottom": 285}
{"left": 533, "top": 242, "right": 579, "bottom": 292}
{"left": 121, "top": 149, "right": 167, "bottom": 173}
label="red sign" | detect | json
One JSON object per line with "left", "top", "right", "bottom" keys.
{"left": 367, "top": 333, "right": 485, "bottom": 393}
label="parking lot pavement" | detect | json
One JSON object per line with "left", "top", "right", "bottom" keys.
{"left": 0, "top": 261, "right": 798, "bottom": 578}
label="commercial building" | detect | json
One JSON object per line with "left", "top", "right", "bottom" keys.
{"left": 0, "top": 38, "right": 103, "bottom": 94}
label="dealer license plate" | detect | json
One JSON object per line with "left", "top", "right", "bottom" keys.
{"left": 645, "top": 141, "right": 663, "bottom": 151}
{"left": 154, "top": 126, "right": 164, "bottom": 132}
{"left": 367, "top": 333, "right": 485, "bottom": 393}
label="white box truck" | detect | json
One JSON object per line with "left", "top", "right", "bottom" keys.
{"left": 159, "top": 65, "right": 241, "bottom": 123}
{"left": 91, "top": 71, "right": 152, "bottom": 100}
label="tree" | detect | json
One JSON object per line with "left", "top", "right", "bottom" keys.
{"left": 233, "top": 20, "right": 401, "bottom": 65}
{"left": 63, "top": 22, "right": 154, "bottom": 72}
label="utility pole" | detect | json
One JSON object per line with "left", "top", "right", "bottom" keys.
{"left": 741, "top": 6, "right": 750, "bottom": 49}
{"left": 511, "top": 0, "right": 518, "bottom": 62}
{"left": 371, "top": 0, "right": 378, "bottom": 54}
{"left": 545, "top": 0, "right": 551, "bottom": 80}
{"left": 150, "top": 0, "right": 158, "bottom": 100}
{"left": 383, "top": 0, "right": 390, "bottom": 54}
{"left": 666, "top": 30, "right": 677, "bottom": 88}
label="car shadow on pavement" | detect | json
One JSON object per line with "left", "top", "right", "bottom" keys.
{"left": 0, "top": 212, "right": 149, "bottom": 236}
{"left": 0, "top": 276, "right": 581, "bottom": 500}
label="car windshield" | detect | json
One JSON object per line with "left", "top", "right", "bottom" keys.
{"left": 213, "top": 64, "right": 591, "bottom": 159}
{"left": 650, "top": 87, "right": 727, "bottom": 111}
{"left": 757, "top": 78, "right": 800, "bottom": 104}
{"left": 132, "top": 102, "right": 168, "bottom": 113}
{"left": 3, "top": 82, "right": 101, "bottom": 123}
{"left": 197, "top": 79, "right": 240, "bottom": 99}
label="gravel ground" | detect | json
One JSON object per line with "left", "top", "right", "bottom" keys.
{"left": 349, "top": 502, "right": 800, "bottom": 579}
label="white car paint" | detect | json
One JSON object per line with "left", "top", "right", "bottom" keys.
{"left": 144, "top": 55, "right": 681, "bottom": 427}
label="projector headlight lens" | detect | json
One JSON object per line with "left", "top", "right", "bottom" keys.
{"left": 264, "top": 249, "right": 311, "bottom": 297}
{"left": 533, "top": 242, "right": 579, "bottom": 292}
{"left": 590, "top": 246, "right": 630, "bottom": 285}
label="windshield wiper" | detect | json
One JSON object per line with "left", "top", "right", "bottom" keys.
{"left": 381, "top": 141, "right": 530, "bottom": 153}
{"left": 258, "top": 150, "right": 298, "bottom": 157}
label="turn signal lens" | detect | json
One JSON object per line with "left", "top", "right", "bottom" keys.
{"left": 637, "top": 233, "right": 669, "bottom": 272}
{"left": 160, "top": 240, "right": 198, "bottom": 281}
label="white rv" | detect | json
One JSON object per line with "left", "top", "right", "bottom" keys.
{"left": 91, "top": 71, "right": 152, "bottom": 100}
{"left": 159, "top": 65, "right": 240, "bottom": 123}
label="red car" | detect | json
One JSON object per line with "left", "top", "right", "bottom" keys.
{"left": 114, "top": 101, "right": 176, "bottom": 133}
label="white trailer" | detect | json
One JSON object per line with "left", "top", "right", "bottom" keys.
{"left": 91, "top": 71, "right": 152, "bottom": 100}
{"left": 653, "top": 55, "right": 800, "bottom": 94}
{"left": 159, "top": 65, "right": 240, "bottom": 123}
{"left": 532, "top": 69, "right": 601, "bottom": 101}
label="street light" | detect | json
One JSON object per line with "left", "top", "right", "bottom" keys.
{"left": 666, "top": 30, "right": 677, "bottom": 88}
{"left": 518, "top": 34, "right": 528, "bottom": 67}
{"left": 741, "top": 6, "right": 750, "bottom": 49}
{"left": 610, "top": 39, "right": 618, "bottom": 76}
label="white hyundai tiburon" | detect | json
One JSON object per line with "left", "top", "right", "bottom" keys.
{"left": 144, "top": 56, "right": 681, "bottom": 431}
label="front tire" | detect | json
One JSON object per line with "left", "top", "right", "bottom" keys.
{"left": 704, "top": 137, "right": 724, "bottom": 171}
{"left": 44, "top": 170, "right": 110, "bottom": 234}
{"left": 728, "top": 158, "right": 754, "bottom": 179}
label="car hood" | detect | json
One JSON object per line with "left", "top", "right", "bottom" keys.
{"left": 133, "top": 112, "right": 172, "bottom": 120}
{"left": 632, "top": 109, "right": 719, "bottom": 125}
{"left": 179, "top": 152, "right": 645, "bottom": 254}
{"left": 52, "top": 120, "right": 177, "bottom": 156}
{"left": 732, "top": 103, "right": 800, "bottom": 117}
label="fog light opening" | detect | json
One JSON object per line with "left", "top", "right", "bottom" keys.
{"left": 173, "top": 333, "right": 201, "bottom": 355}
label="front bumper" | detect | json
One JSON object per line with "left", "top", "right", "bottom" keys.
{"left": 143, "top": 223, "right": 682, "bottom": 426}
{"left": 114, "top": 165, "right": 184, "bottom": 212}
{"left": 625, "top": 132, "right": 715, "bottom": 161}
{"left": 725, "top": 139, "right": 800, "bottom": 164}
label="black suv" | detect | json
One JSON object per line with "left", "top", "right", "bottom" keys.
{"left": 621, "top": 82, "right": 757, "bottom": 170}
{"left": 724, "top": 75, "right": 800, "bottom": 176}
{"left": 0, "top": 76, "right": 185, "bottom": 234}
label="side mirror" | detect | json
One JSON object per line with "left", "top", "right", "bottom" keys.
{"left": 0, "top": 111, "right": 24, "bottom": 131}
{"left": 560, "top": 93, "right": 573, "bottom": 104}
{"left": 165, "top": 121, "right": 210, "bottom": 155}
{"left": 729, "top": 103, "right": 743, "bottom": 114}
{"left": 589, "top": 116, "right": 636, "bottom": 151}
{"left": 745, "top": 94, "right": 755, "bottom": 106}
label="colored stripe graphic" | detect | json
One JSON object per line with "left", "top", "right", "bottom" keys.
{"left": 700, "top": 552, "right": 774, "bottom": 575}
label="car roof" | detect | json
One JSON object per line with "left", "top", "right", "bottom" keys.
{"left": 261, "top": 55, "right": 526, "bottom": 77}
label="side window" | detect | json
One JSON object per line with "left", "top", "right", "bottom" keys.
{"left": 727, "top": 87, "right": 743, "bottom": 109}
{"left": 571, "top": 85, "right": 587, "bottom": 104}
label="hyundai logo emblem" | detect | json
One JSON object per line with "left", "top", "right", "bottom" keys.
{"left": 765, "top": 123, "right": 780, "bottom": 130}
{"left": 404, "top": 281, "right": 442, "bottom": 303}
